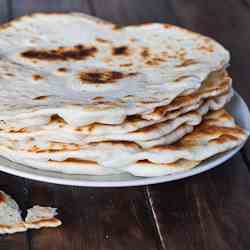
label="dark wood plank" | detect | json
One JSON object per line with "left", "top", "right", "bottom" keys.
{"left": 25, "top": 181, "right": 161, "bottom": 250}
{"left": 0, "top": 0, "right": 10, "bottom": 22}
{"left": 91, "top": 0, "right": 177, "bottom": 25}
{"left": 147, "top": 154, "right": 250, "bottom": 250}
{"left": 11, "top": 0, "right": 92, "bottom": 17}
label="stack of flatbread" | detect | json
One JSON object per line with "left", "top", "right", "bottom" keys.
{"left": 0, "top": 13, "right": 248, "bottom": 177}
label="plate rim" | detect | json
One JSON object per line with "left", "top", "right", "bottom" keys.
{"left": 0, "top": 91, "right": 249, "bottom": 187}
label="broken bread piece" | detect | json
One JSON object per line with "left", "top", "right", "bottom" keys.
{"left": 25, "top": 205, "right": 62, "bottom": 229}
{"left": 0, "top": 191, "right": 26, "bottom": 234}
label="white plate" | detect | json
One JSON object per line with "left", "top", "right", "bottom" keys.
{"left": 0, "top": 91, "right": 249, "bottom": 187}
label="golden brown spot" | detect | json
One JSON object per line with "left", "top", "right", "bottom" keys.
{"left": 213, "top": 135, "right": 238, "bottom": 144}
{"left": 29, "top": 145, "right": 41, "bottom": 153}
{"left": 103, "top": 58, "right": 112, "bottom": 64}
{"left": 112, "top": 24, "right": 122, "bottom": 30}
{"left": 153, "top": 144, "right": 180, "bottom": 151}
{"left": 198, "top": 45, "right": 214, "bottom": 53}
{"left": 135, "top": 123, "right": 160, "bottom": 133}
{"left": 57, "top": 67, "right": 68, "bottom": 73}
{"left": 141, "top": 48, "right": 150, "bottom": 58}
{"left": 32, "top": 74, "right": 43, "bottom": 80}
{"left": 0, "top": 224, "right": 12, "bottom": 229}
{"left": 175, "top": 75, "right": 192, "bottom": 82}
{"left": 111, "top": 141, "right": 137, "bottom": 147}
{"left": 193, "top": 124, "right": 244, "bottom": 138}
{"left": 96, "top": 38, "right": 110, "bottom": 43}
{"left": 27, "top": 218, "right": 60, "bottom": 226}
{"left": 137, "top": 159, "right": 152, "bottom": 164}
{"left": 129, "top": 38, "right": 137, "bottom": 42}
{"left": 90, "top": 140, "right": 138, "bottom": 148}
{"left": 30, "top": 143, "right": 80, "bottom": 153}
{"left": 120, "top": 63, "right": 133, "bottom": 67}
{"left": 177, "top": 50, "right": 187, "bottom": 61}
{"left": 75, "top": 123, "right": 97, "bottom": 132}
{"left": 92, "top": 96, "right": 105, "bottom": 101}
{"left": 79, "top": 70, "right": 136, "bottom": 84}
{"left": 0, "top": 192, "right": 6, "bottom": 204}
{"left": 197, "top": 39, "right": 214, "bottom": 53}
{"left": 21, "top": 45, "right": 98, "bottom": 61}
{"left": 6, "top": 73, "right": 15, "bottom": 77}
{"left": 163, "top": 24, "right": 173, "bottom": 29}
{"left": 150, "top": 106, "right": 167, "bottom": 117}
{"left": 176, "top": 59, "right": 198, "bottom": 68}
{"left": 146, "top": 57, "right": 165, "bottom": 66}
{"left": 49, "top": 114, "right": 66, "bottom": 124}
{"left": 9, "top": 128, "right": 28, "bottom": 133}
{"left": 33, "top": 95, "right": 48, "bottom": 100}
{"left": 220, "top": 111, "right": 233, "bottom": 120}
{"left": 125, "top": 114, "right": 143, "bottom": 123}
{"left": 49, "top": 158, "right": 97, "bottom": 164}
{"left": 112, "top": 46, "right": 130, "bottom": 56}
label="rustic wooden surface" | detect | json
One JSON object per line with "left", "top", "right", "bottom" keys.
{"left": 0, "top": 1, "right": 250, "bottom": 249}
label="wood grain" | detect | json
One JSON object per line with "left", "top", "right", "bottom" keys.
{"left": 91, "top": 0, "right": 177, "bottom": 25}
{"left": 147, "top": 154, "right": 250, "bottom": 250}
{"left": 25, "top": 181, "right": 160, "bottom": 250}
{"left": 0, "top": 0, "right": 10, "bottom": 22}
{"left": 11, "top": 0, "right": 92, "bottom": 17}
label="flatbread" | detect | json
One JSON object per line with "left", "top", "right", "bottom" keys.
{"left": 142, "top": 69, "right": 231, "bottom": 120}
{"left": 0, "top": 13, "right": 229, "bottom": 127}
{"left": 0, "top": 109, "right": 247, "bottom": 176}
{"left": 0, "top": 90, "right": 232, "bottom": 148}
{"left": 25, "top": 206, "right": 62, "bottom": 229}
{"left": 0, "top": 69, "right": 231, "bottom": 135}
{"left": 125, "top": 160, "right": 200, "bottom": 177}
{"left": 0, "top": 191, "right": 26, "bottom": 234}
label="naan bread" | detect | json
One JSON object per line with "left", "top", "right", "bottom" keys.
{"left": 0, "top": 110, "right": 247, "bottom": 176}
{"left": 0, "top": 69, "right": 231, "bottom": 134}
{"left": 0, "top": 13, "right": 245, "bottom": 178}
{"left": 125, "top": 160, "right": 200, "bottom": 177}
{"left": 25, "top": 206, "right": 62, "bottom": 229}
{"left": 0, "top": 191, "right": 26, "bottom": 234}
{"left": 142, "top": 69, "right": 231, "bottom": 120}
{"left": 0, "top": 90, "right": 232, "bottom": 148}
{"left": 0, "top": 13, "right": 229, "bottom": 127}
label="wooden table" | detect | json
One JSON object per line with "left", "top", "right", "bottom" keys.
{"left": 1, "top": 1, "right": 250, "bottom": 249}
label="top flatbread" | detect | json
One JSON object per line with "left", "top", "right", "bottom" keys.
{"left": 0, "top": 13, "right": 229, "bottom": 126}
